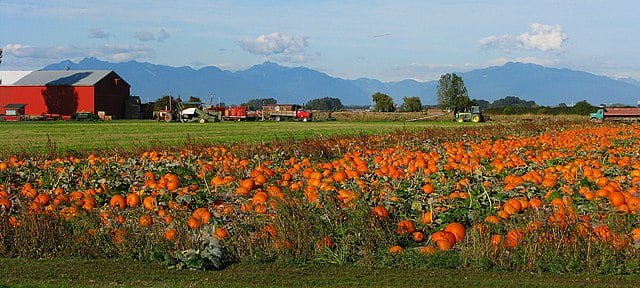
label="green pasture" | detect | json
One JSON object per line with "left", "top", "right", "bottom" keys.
{"left": 1, "top": 258, "right": 638, "bottom": 288}
{"left": 0, "top": 120, "right": 463, "bottom": 155}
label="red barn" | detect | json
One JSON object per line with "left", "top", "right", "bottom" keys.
{"left": 0, "top": 70, "right": 130, "bottom": 119}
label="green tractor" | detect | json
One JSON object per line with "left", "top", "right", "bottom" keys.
{"left": 454, "top": 106, "right": 484, "bottom": 123}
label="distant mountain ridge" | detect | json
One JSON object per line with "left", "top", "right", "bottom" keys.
{"left": 41, "top": 58, "right": 640, "bottom": 106}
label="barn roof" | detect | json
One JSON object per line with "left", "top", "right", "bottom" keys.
{"left": 3, "top": 104, "right": 27, "bottom": 109}
{"left": 0, "top": 71, "right": 34, "bottom": 85}
{"left": 10, "top": 70, "right": 115, "bottom": 86}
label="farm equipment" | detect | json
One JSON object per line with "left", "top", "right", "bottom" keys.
{"left": 262, "top": 104, "right": 313, "bottom": 122}
{"left": 223, "top": 106, "right": 260, "bottom": 121}
{"left": 179, "top": 107, "right": 222, "bottom": 123}
{"left": 454, "top": 106, "right": 484, "bottom": 123}
{"left": 72, "top": 112, "right": 98, "bottom": 121}
{"left": 589, "top": 107, "right": 640, "bottom": 122}
{"left": 156, "top": 102, "right": 222, "bottom": 123}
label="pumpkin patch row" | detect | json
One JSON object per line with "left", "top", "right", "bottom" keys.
{"left": 1, "top": 122, "right": 639, "bottom": 271}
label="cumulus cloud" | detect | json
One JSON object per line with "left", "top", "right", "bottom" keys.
{"left": 238, "top": 32, "right": 311, "bottom": 63}
{"left": 3, "top": 43, "right": 87, "bottom": 59}
{"left": 479, "top": 23, "right": 567, "bottom": 52}
{"left": 134, "top": 29, "right": 171, "bottom": 43}
{"left": 134, "top": 31, "right": 155, "bottom": 42}
{"left": 2, "top": 43, "right": 155, "bottom": 63}
{"left": 158, "top": 28, "right": 171, "bottom": 43}
{"left": 98, "top": 44, "right": 155, "bottom": 61}
{"left": 518, "top": 23, "right": 567, "bottom": 51}
{"left": 89, "top": 28, "right": 110, "bottom": 39}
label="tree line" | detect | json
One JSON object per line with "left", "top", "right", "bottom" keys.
{"left": 150, "top": 72, "right": 605, "bottom": 115}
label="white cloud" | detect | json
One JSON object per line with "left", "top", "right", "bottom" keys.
{"left": 134, "top": 31, "right": 155, "bottom": 42}
{"left": 3, "top": 44, "right": 87, "bottom": 59}
{"left": 158, "top": 28, "right": 171, "bottom": 43}
{"left": 89, "top": 28, "right": 110, "bottom": 39}
{"left": 479, "top": 23, "right": 567, "bottom": 52}
{"left": 518, "top": 23, "right": 567, "bottom": 52}
{"left": 478, "top": 35, "right": 517, "bottom": 52}
{"left": 134, "top": 29, "right": 171, "bottom": 43}
{"left": 238, "top": 32, "right": 311, "bottom": 63}
{"left": 99, "top": 44, "right": 155, "bottom": 61}
{"left": 2, "top": 43, "right": 155, "bottom": 64}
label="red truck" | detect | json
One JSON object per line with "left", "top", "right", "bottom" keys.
{"left": 262, "top": 104, "right": 313, "bottom": 122}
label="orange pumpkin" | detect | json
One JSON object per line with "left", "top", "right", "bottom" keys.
{"left": 371, "top": 206, "right": 389, "bottom": 218}
{"left": 139, "top": 215, "right": 153, "bottom": 227}
{"left": 109, "top": 195, "right": 127, "bottom": 209}
{"left": 126, "top": 193, "right": 141, "bottom": 207}
{"left": 443, "top": 222, "right": 466, "bottom": 243}
{"left": 388, "top": 245, "right": 404, "bottom": 254}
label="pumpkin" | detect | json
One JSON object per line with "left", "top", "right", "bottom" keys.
{"left": 443, "top": 222, "right": 466, "bottom": 243}
{"left": 139, "top": 215, "right": 153, "bottom": 227}
{"left": 109, "top": 195, "right": 127, "bottom": 209}
{"left": 126, "top": 193, "right": 141, "bottom": 207}
{"left": 371, "top": 205, "right": 389, "bottom": 218}
{"left": 388, "top": 245, "right": 404, "bottom": 254}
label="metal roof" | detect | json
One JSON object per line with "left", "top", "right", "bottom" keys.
{"left": 10, "top": 70, "right": 114, "bottom": 86}
{"left": 0, "top": 71, "right": 34, "bottom": 85}
{"left": 3, "top": 104, "right": 27, "bottom": 109}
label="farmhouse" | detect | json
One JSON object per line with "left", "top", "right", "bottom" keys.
{"left": 0, "top": 70, "right": 130, "bottom": 119}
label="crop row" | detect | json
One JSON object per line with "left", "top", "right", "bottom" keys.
{"left": 1, "top": 122, "right": 639, "bottom": 273}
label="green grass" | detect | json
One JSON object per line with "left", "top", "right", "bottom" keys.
{"left": 2, "top": 258, "right": 639, "bottom": 288}
{"left": 0, "top": 120, "right": 465, "bottom": 155}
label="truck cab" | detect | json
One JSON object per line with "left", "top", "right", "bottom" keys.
{"left": 295, "top": 109, "right": 313, "bottom": 122}
{"left": 589, "top": 109, "right": 605, "bottom": 121}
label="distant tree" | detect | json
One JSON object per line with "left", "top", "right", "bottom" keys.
{"left": 305, "top": 97, "right": 343, "bottom": 111}
{"left": 343, "top": 104, "right": 371, "bottom": 110}
{"left": 437, "top": 73, "right": 470, "bottom": 112}
{"left": 187, "top": 96, "right": 202, "bottom": 103}
{"left": 558, "top": 102, "right": 568, "bottom": 108}
{"left": 243, "top": 98, "right": 277, "bottom": 110}
{"left": 401, "top": 96, "right": 422, "bottom": 112}
{"left": 474, "top": 99, "right": 491, "bottom": 110}
{"left": 153, "top": 95, "right": 181, "bottom": 111}
{"left": 489, "top": 96, "right": 538, "bottom": 109}
{"left": 572, "top": 100, "right": 596, "bottom": 114}
{"left": 372, "top": 92, "right": 395, "bottom": 112}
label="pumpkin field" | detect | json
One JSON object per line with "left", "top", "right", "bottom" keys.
{"left": 2, "top": 119, "right": 640, "bottom": 286}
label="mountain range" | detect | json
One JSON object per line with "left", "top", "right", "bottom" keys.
{"left": 42, "top": 57, "right": 640, "bottom": 106}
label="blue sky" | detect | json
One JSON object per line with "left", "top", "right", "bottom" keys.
{"left": 2, "top": 0, "right": 640, "bottom": 81}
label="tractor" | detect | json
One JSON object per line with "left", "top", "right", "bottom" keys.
{"left": 454, "top": 106, "right": 484, "bottom": 123}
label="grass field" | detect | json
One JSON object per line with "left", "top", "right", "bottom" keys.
{"left": 0, "top": 120, "right": 464, "bottom": 155}
{"left": 2, "top": 258, "right": 639, "bottom": 288}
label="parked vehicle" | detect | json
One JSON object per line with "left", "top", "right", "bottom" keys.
{"left": 454, "top": 106, "right": 484, "bottom": 123}
{"left": 262, "top": 104, "right": 313, "bottom": 122}
{"left": 589, "top": 107, "right": 640, "bottom": 122}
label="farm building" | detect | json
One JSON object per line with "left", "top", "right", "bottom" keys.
{"left": 0, "top": 70, "right": 131, "bottom": 119}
